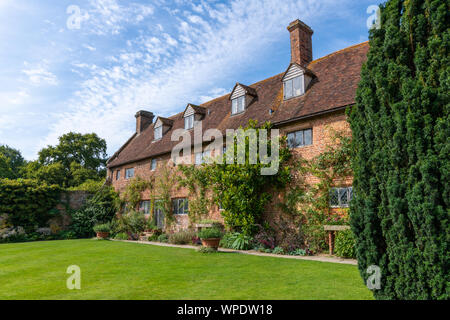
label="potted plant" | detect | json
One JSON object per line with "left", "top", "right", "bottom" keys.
{"left": 198, "top": 227, "right": 223, "bottom": 250}
{"left": 93, "top": 223, "right": 111, "bottom": 239}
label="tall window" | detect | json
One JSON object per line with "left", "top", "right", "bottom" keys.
{"left": 284, "top": 76, "right": 303, "bottom": 99}
{"left": 172, "top": 198, "right": 189, "bottom": 215}
{"left": 116, "top": 170, "right": 121, "bottom": 180}
{"left": 125, "top": 168, "right": 134, "bottom": 179}
{"left": 231, "top": 96, "right": 245, "bottom": 114}
{"left": 184, "top": 115, "right": 194, "bottom": 130}
{"left": 139, "top": 200, "right": 151, "bottom": 214}
{"left": 330, "top": 187, "right": 353, "bottom": 208}
{"left": 287, "top": 128, "right": 312, "bottom": 148}
{"left": 195, "top": 151, "right": 210, "bottom": 165}
{"left": 154, "top": 125, "right": 162, "bottom": 140}
{"left": 151, "top": 159, "right": 157, "bottom": 171}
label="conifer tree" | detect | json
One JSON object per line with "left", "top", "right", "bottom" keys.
{"left": 349, "top": 0, "right": 449, "bottom": 299}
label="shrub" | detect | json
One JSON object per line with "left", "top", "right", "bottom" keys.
{"left": 198, "top": 247, "right": 218, "bottom": 254}
{"left": 93, "top": 223, "right": 111, "bottom": 233}
{"left": 289, "top": 248, "right": 307, "bottom": 256}
{"left": 198, "top": 227, "right": 223, "bottom": 239}
{"left": 334, "top": 230, "right": 356, "bottom": 259}
{"left": 221, "top": 232, "right": 253, "bottom": 250}
{"left": 272, "top": 246, "right": 284, "bottom": 255}
{"left": 168, "top": 230, "right": 196, "bottom": 245}
{"left": 114, "top": 232, "right": 128, "bottom": 240}
{"left": 157, "top": 234, "right": 168, "bottom": 243}
{"left": 0, "top": 179, "right": 61, "bottom": 231}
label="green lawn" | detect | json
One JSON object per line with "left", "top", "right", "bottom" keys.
{"left": 0, "top": 240, "right": 373, "bottom": 300}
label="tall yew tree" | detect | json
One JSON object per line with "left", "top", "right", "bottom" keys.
{"left": 349, "top": 0, "right": 449, "bottom": 299}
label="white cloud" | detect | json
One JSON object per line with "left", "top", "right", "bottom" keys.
{"left": 39, "top": 0, "right": 351, "bottom": 156}
{"left": 22, "top": 61, "right": 58, "bottom": 86}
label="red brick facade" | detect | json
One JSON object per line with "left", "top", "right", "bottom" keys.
{"left": 106, "top": 19, "right": 368, "bottom": 232}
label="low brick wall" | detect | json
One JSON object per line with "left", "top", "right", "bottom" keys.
{"left": 50, "top": 191, "right": 91, "bottom": 230}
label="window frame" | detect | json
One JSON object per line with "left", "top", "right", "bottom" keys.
{"left": 329, "top": 187, "right": 353, "bottom": 208}
{"left": 287, "top": 128, "right": 313, "bottom": 149}
{"left": 172, "top": 198, "right": 189, "bottom": 215}
{"left": 283, "top": 75, "right": 304, "bottom": 100}
{"left": 125, "top": 168, "right": 135, "bottom": 179}
{"left": 116, "top": 170, "right": 121, "bottom": 180}
{"left": 154, "top": 125, "right": 163, "bottom": 140}
{"left": 231, "top": 95, "right": 245, "bottom": 115}
{"left": 184, "top": 114, "right": 194, "bottom": 130}
{"left": 139, "top": 200, "right": 151, "bottom": 215}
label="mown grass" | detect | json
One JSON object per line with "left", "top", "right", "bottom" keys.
{"left": 0, "top": 239, "right": 373, "bottom": 300}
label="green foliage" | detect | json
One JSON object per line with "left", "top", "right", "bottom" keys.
{"left": 114, "top": 232, "right": 128, "bottom": 240}
{"left": 0, "top": 179, "right": 61, "bottom": 231}
{"left": 168, "top": 230, "right": 196, "bottom": 245}
{"left": 349, "top": 0, "right": 449, "bottom": 299}
{"left": 272, "top": 246, "right": 284, "bottom": 255}
{"left": 289, "top": 248, "right": 307, "bottom": 256}
{"left": 93, "top": 223, "right": 111, "bottom": 233}
{"left": 120, "top": 176, "right": 153, "bottom": 210}
{"left": 27, "top": 132, "right": 108, "bottom": 187}
{"left": 116, "top": 211, "right": 147, "bottom": 238}
{"left": 334, "top": 230, "right": 356, "bottom": 259}
{"left": 197, "top": 246, "right": 219, "bottom": 254}
{"left": 197, "top": 227, "right": 223, "bottom": 239}
{"left": 204, "top": 120, "right": 291, "bottom": 235}
{"left": 70, "top": 185, "right": 119, "bottom": 238}
{"left": 221, "top": 232, "right": 253, "bottom": 250}
{"left": 157, "top": 233, "right": 169, "bottom": 243}
{"left": 0, "top": 145, "right": 25, "bottom": 179}
{"left": 279, "top": 129, "right": 352, "bottom": 253}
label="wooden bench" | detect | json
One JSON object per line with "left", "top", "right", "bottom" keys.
{"left": 323, "top": 225, "right": 350, "bottom": 255}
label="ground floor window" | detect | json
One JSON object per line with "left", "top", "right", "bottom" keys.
{"left": 172, "top": 198, "right": 189, "bottom": 215}
{"left": 154, "top": 200, "right": 165, "bottom": 229}
{"left": 139, "top": 200, "right": 151, "bottom": 214}
{"left": 330, "top": 187, "right": 353, "bottom": 208}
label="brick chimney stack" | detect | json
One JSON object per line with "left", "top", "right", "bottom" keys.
{"left": 135, "top": 110, "right": 155, "bottom": 134}
{"left": 287, "top": 19, "right": 314, "bottom": 66}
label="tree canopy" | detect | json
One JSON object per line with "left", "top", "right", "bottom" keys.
{"left": 349, "top": 0, "right": 449, "bottom": 299}
{"left": 0, "top": 145, "right": 25, "bottom": 179}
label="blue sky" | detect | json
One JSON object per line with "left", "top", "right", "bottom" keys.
{"left": 0, "top": 0, "right": 379, "bottom": 160}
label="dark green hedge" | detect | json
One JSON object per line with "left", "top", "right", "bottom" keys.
{"left": 0, "top": 179, "right": 62, "bottom": 231}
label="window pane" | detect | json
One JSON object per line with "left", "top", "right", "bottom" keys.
{"left": 330, "top": 188, "right": 339, "bottom": 207}
{"left": 295, "top": 131, "right": 303, "bottom": 147}
{"left": 195, "top": 152, "right": 203, "bottom": 164}
{"left": 287, "top": 132, "right": 296, "bottom": 148}
{"left": 155, "top": 126, "right": 162, "bottom": 140}
{"left": 172, "top": 199, "right": 178, "bottom": 214}
{"left": 293, "top": 76, "right": 303, "bottom": 96}
{"left": 232, "top": 99, "right": 238, "bottom": 114}
{"left": 184, "top": 199, "right": 189, "bottom": 213}
{"left": 284, "top": 80, "right": 293, "bottom": 99}
{"left": 304, "top": 129, "right": 312, "bottom": 145}
{"left": 339, "top": 188, "right": 349, "bottom": 207}
{"left": 238, "top": 96, "right": 245, "bottom": 112}
{"left": 151, "top": 159, "right": 157, "bottom": 171}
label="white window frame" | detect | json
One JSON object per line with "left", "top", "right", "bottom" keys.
{"left": 287, "top": 128, "right": 313, "bottom": 149}
{"left": 184, "top": 114, "right": 194, "bottom": 130}
{"left": 284, "top": 75, "right": 304, "bottom": 99}
{"left": 125, "top": 168, "right": 135, "bottom": 179}
{"left": 231, "top": 95, "right": 245, "bottom": 115}
{"left": 154, "top": 125, "right": 163, "bottom": 140}
{"left": 139, "top": 200, "right": 151, "bottom": 215}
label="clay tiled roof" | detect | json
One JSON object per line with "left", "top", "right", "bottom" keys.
{"left": 107, "top": 42, "right": 369, "bottom": 168}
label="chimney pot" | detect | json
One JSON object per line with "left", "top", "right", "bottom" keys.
{"left": 287, "top": 19, "right": 313, "bottom": 66}
{"left": 135, "top": 110, "right": 155, "bottom": 134}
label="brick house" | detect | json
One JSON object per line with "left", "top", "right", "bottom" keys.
{"left": 106, "top": 19, "right": 369, "bottom": 231}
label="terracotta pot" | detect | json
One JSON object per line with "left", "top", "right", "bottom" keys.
{"left": 96, "top": 232, "right": 110, "bottom": 239}
{"left": 201, "top": 238, "right": 221, "bottom": 249}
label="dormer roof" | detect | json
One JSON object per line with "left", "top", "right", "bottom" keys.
{"left": 229, "top": 83, "right": 257, "bottom": 100}
{"left": 155, "top": 117, "right": 174, "bottom": 127}
{"left": 281, "top": 62, "right": 315, "bottom": 81}
{"left": 183, "top": 103, "right": 207, "bottom": 117}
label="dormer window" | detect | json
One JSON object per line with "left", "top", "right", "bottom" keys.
{"left": 229, "top": 83, "right": 257, "bottom": 115}
{"left": 282, "top": 63, "right": 313, "bottom": 100}
{"left": 284, "top": 76, "right": 303, "bottom": 99}
{"left": 232, "top": 96, "right": 245, "bottom": 115}
{"left": 154, "top": 125, "right": 162, "bottom": 140}
{"left": 184, "top": 114, "right": 194, "bottom": 130}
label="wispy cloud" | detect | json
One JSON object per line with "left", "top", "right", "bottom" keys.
{"left": 41, "top": 0, "right": 349, "bottom": 156}
{"left": 22, "top": 61, "right": 58, "bottom": 86}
